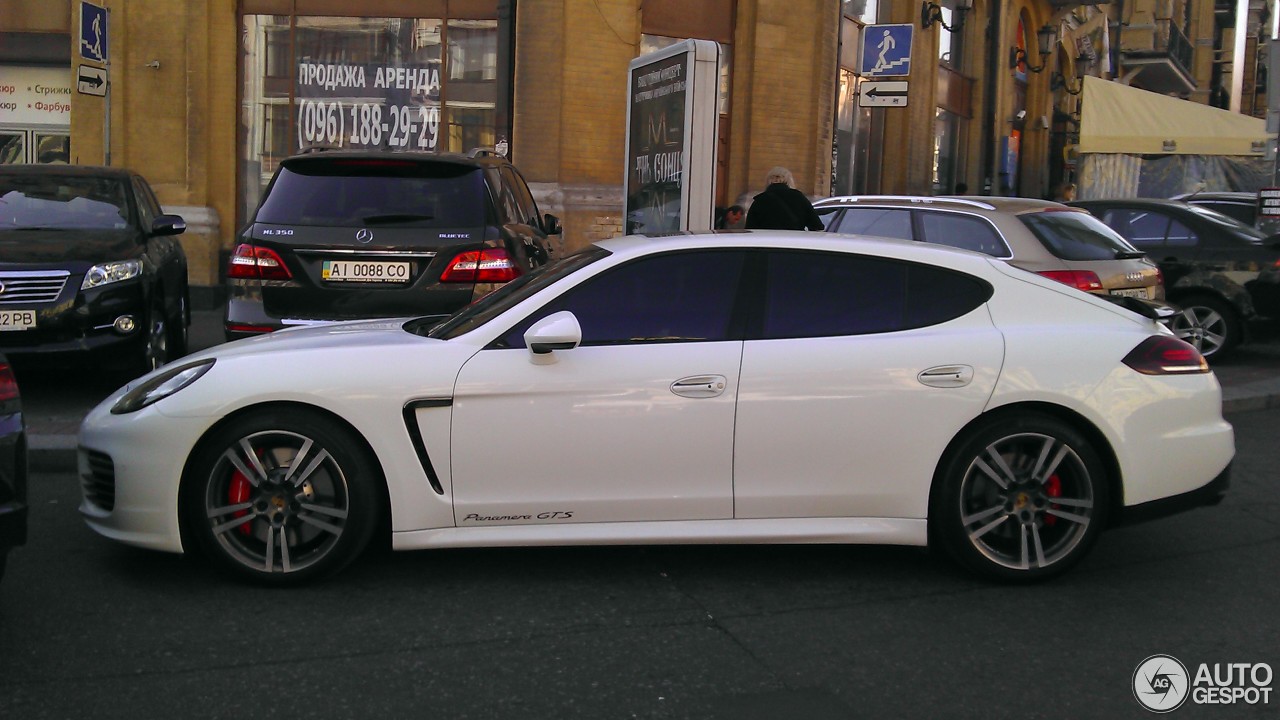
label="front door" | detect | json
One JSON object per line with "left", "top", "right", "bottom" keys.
{"left": 450, "top": 250, "right": 749, "bottom": 526}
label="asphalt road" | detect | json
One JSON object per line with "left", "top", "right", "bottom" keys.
{"left": 1, "top": 408, "right": 1276, "bottom": 719}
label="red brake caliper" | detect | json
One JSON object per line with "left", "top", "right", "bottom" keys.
{"left": 229, "top": 468, "right": 253, "bottom": 536}
{"left": 1044, "top": 474, "right": 1062, "bottom": 526}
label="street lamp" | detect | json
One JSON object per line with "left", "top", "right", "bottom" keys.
{"left": 1009, "top": 24, "right": 1058, "bottom": 74}
{"left": 920, "top": 0, "right": 973, "bottom": 31}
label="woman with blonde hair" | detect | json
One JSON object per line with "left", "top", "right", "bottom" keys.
{"left": 745, "top": 166, "right": 824, "bottom": 231}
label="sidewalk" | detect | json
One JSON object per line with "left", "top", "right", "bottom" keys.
{"left": 19, "top": 310, "right": 1280, "bottom": 471}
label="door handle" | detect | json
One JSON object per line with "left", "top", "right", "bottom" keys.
{"left": 918, "top": 365, "right": 974, "bottom": 388}
{"left": 671, "top": 375, "right": 728, "bottom": 398}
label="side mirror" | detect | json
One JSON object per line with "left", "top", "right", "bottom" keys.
{"left": 152, "top": 214, "right": 187, "bottom": 237}
{"left": 524, "top": 310, "right": 581, "bottom": 360}
{"left": 543, "top": 213, "right": 562, "bottom": 236}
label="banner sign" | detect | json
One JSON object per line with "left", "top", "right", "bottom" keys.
{"left": 294, "top": 61, "right": 442, "bottom": 152}
{"left": 0, "top": 66, "right": 72, "bottom": 126}
{"left": 624, "top": 40, "right": 719, "bottom": 234}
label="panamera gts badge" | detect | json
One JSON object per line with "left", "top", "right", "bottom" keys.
{"left": 356, "top": 229, "right": 374, "bottom": 244}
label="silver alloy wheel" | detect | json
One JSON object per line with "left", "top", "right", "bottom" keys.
{"left": 201, "top": 429, "right": 351, "bottom": 574}
{"left": 1171, "top": 304, "right": 1228, "bottom": 357}
{"left": 958, "top": 431, "right": 1095, "bottom": 571}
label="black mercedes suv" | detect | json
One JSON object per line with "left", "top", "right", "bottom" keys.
{"left": 225, "top": 150, "right": 561, "bottom": 340}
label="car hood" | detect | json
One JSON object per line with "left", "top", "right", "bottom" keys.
{"left": 0, "top": 229, "right": 140, "bottom": 268}
{"left": 187, "top": 317, "right": 447, "bottom": 362}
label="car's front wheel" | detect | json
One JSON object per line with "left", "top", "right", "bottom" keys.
{"left": 181, "top": 408, "right": 381, "bottom": 585}
{"left": 932, "top": 413, "right": 1108, "bottom": 581}
{"left": 1170, "top": 294, "right": 1240, "bottom": 361}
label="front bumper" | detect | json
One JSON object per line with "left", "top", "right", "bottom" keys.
{"left": 0, "top": 279, "right": 147, "bottom": 358}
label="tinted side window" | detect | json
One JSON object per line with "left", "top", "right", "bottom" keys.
{"left": 918, "top": 212, "right": 1009, "bottom": 256}
{"left": 761, "top": 251, "right": 990, "bottom": 339}
{"left": 1099, "top": 208, "right": 1168, "bottom": 249}
{"left": 498, "top": 250, "right": 746, "bottom": 348}
{"left": 503, "top": 166, "right": 541, "bottom": 225}
{"left": 817, "top": 207, "right": 841, "bottom": 230}
{"left": 833, "top": 208, "right": 914, "bottom": 240}
{"left": 1165, "top": 218, "right": 1199, "bottom": 247}
{"left": 131, "top": 177, "right": 156, "bottom": 229}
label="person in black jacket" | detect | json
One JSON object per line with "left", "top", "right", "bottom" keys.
{"left": 744, "top": 167, "right": 824, "bottom": 231}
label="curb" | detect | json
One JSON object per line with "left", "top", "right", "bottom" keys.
{"left": 30, "top": 390, "right": 1280, "bottom": 475}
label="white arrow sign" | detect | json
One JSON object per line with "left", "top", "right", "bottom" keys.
{"left": 859, "top": 81, "right": 908, "bottom": 107}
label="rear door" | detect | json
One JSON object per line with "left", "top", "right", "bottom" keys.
{"left": 733, "top": 250, "right": 1002, "bottom": 520}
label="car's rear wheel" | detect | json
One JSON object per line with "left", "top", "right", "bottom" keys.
{"left": 1170, "top": 294, "right": 1239, "bottom": 361}
{"left": 182, "top": 408, "right": 380, "bottom": 585}
{"left": 932, "top": 413, "right": 1108, "bottom": 581}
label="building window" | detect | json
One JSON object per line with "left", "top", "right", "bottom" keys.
{"left": 239, "top": 10, "right": 497, "bottom": 225}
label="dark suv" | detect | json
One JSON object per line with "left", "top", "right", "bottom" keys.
{"left": 225, "top": 150, "right": 561, "bottom": 340}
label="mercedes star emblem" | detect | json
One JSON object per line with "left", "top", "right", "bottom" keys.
{"left": 356, "top": 229, "right": 374, "bottom": 244}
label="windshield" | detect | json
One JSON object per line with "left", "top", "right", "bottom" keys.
{"left": 419, "top": 247, "right": 610, "bottom": 340}
{"left": 255, "top": 159, "right": 489, "bottom": 228}
{"left": 0, "top": 174, "right": 131, "bottom": 231}
{"left": 1019, "top": 210, "right": 1143, "bottom": 261}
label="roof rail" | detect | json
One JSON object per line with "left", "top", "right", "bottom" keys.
{"left": 817, "top": 195, "right": 997, "bottom": 211}
{"left": 466, "top": 147, "right": 503, "bottom": 159}
{"left": 297, "top": 144, "right": 340, "bottom": 154}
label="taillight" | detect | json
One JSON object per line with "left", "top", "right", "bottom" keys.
{"left": 1155, "top": 267, "right": 1164, "bottom": 288}
{"left": 225, "top": 323, "right": 277, "bottom": 335}
{"left": 227, "top": 244, "right": 292, "bottom": 281}
{"left": 440, "top": 248, "right": 521, "bottom": 283}
{"left": 1037, "top": 270, "right": 1104, "bottom": 292}
{"left": 0, "top": 362, "right": 19, "bottom": 402}
{"left": 1122, "top": 336, "right": 1209, "bottom": 375}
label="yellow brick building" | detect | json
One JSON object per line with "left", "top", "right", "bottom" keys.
{"left": 0, "top": 0, "right": 1261, "bottom": 299}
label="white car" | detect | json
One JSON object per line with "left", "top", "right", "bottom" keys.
{"left": 77, "top": 232, "right": 1234, "bottom": 584}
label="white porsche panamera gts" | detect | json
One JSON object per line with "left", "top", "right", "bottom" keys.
{"left": 77, "top": 232, "right": 1234, "bottom": 584}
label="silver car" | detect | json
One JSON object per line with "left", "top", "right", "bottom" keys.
{"left": 816, "top": 196, "right": 1164, "bottom": 301}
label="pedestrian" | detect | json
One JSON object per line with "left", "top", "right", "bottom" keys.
{"left": 716, "top": 204, "right": 744, "bottom": 229}
{"left": 744, "top": 167, "right": 823, "bottom": 231}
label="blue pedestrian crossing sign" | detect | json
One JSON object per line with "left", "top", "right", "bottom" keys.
{"left": 861, "top": 24, "right": 912, "bottom": 77}
{"left": 80, "top": 1, "right": 108, "bottom": 64}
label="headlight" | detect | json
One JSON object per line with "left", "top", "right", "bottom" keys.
{"left": 111, "top": 359, "right": 214, "bottom": 414}
{"left": 82, "top": 259, "right": 143, "bottom": 290}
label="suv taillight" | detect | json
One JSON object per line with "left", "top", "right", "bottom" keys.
{"left": 1037, "top": 270, "right": 1103, "bottom": 293}
{"left": 1122, "top": 336, "right": 1209, "bottom": 375}
{"left": 441, "top": 248, "right": 521, "bottom": 283}
{"left": 0, "top": 362, "right": 19, "bottom": 402}
{"left": 228, "top": 244, "right": 292, "bottom": 281}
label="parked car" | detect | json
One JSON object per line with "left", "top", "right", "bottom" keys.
{"left": 0, "top": 355, "right": 26, "bottom": 583}
{"left": 1170, "top": 191, "right": 1258, "bottom": 227}
{"left": 1071, "top": 198, "right": 1280, "bottom": 360}
{"left": 815, "top": 196, "right": 1164, "bottom": 301}
{"left": 0, "top": 165, "right": 190, "bottom": 375}
{"left": 79, "top": 232, "right": 1232, "bottom": 585}
{"left": 225, "top": 149, "right": 561, "bottom": 341}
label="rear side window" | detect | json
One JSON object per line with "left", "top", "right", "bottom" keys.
{"left": 917, "top": 212, "right": 1009, "bottom": 256}
{"left": 832, "top": 208, "right": 914, "bottom": 240}
{"left": 761, "top": 251, "right": 991, "bottom": 339}
{"left": 254, "top": 159, "right": 489, "bottom": 227}
{"left": 1019, "top": 210, "right": 1139, "bottom": 260}
{"left": 1099, "top": 208, "right": 1169, "bottom": 249}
